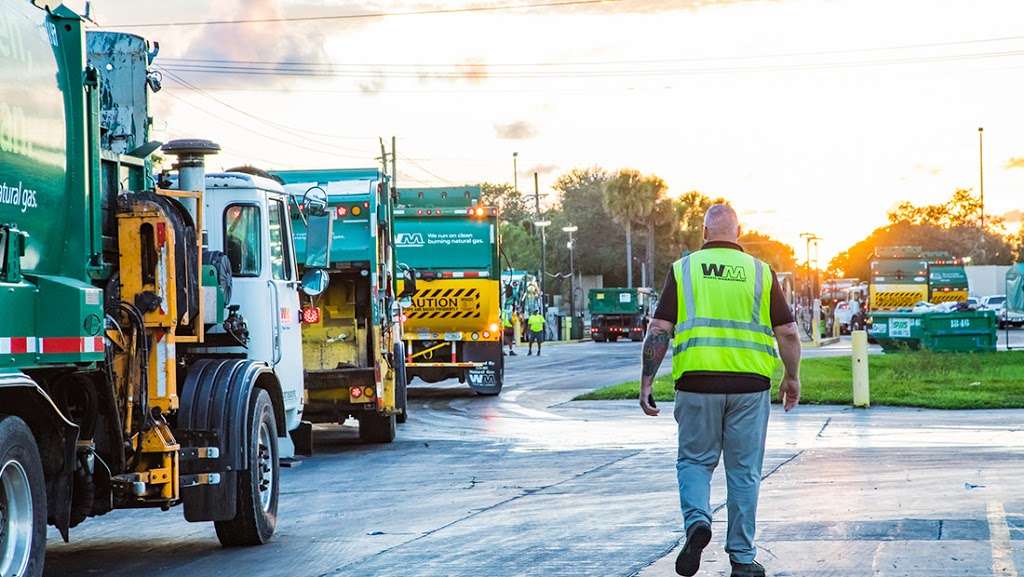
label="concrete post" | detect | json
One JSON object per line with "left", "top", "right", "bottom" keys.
{"left": 562, "top": 317, "right": 571, "bottom": 341}
{"left": 852, "top": 330, "right": 870, "bottom": 408}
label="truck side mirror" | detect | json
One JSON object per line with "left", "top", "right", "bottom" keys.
{"left": 303, "top": 186, "right": 329, "bottom": 217}
{"left": 301, "top": 268, "right": 330, "bottom": 297}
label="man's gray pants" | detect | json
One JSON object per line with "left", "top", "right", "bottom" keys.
{"left": 674, "top": 390, "right": 770, "bottom": 564}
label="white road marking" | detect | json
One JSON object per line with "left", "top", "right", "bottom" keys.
{"left": 988, "top": 501, "right": 1019, "bottom": 577}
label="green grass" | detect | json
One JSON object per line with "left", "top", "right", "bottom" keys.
{"left": 576, "top": 351, "right": 1024, "bottom": 409}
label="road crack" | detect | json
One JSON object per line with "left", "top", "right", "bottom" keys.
{"left": 317, "top": 449, "right": 643, "bottom": 577}
{"left": 624, "top": 449, "right": 806, "bottom": 577}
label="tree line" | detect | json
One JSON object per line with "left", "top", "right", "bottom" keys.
{"left": 483, "top": 167, "right": 797, "bottom": 303}
{"left": 827, "top": 188, "right": 1022, "bottom": 280}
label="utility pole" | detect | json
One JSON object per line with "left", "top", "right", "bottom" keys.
{"left": 535, "top": 172, "right": 545, "bottom": 311}
{"left": 979, "top": 127, "right": 985, "bottom": 231}
{"left": 391, "top": 136, "right": 397, "bottom": 196}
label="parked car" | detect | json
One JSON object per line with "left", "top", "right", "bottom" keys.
{"left": 979, "top": 294, "right": 1024, "bottom": 328}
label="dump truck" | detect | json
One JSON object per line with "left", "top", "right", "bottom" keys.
{"left": 1, "top": 7, "right": 308, "bottom": 575}
{"left": 588, "top": 288, "right": 655, "bottom": 342}
{"left": 394, "top": 187, "right": 504, "bottom": 395}
{"left": 272, "top": 168, "right": 410, "bottom": 443}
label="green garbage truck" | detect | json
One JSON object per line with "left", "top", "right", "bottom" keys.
{"left": 588, "top": 288, "right": 656, "bottom": 342}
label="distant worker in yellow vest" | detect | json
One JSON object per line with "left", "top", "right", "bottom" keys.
{"left": 638, "top": 204, "right": 802, "bottom": 577}
{"left": 502, "top": 310, "right": 517, "bottom": 356}
{"left": 527, "top": 310, "right": 545, "bottom": 356}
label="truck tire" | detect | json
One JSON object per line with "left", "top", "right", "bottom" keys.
{"left": 215, "top": 389, "right": 279, "bottom": 547}
{"left": 395, "top": 343, "right": 409, "bottom": 424}
{"left": 359, "top": 413, "right": 396, "bottom": 443}
{"left": 0, "top": 416, "right": 46, "bottom": 577}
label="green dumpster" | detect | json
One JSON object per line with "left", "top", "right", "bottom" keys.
{"left": 868, "top": 310, "right": 996, "bottom": 352}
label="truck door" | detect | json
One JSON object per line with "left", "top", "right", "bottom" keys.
{"left": 266, "top": 195, "right": 303, "bottom": 432}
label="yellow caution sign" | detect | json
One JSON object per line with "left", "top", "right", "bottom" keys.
{"left": 870, "top": 284, "right": 928, "bottom": 310}
{"left": 399, "top": 279, "right": 500, "bottom": 340}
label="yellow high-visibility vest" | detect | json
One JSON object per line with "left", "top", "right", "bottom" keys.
{"left": 671, "top": 248, "right": 779, "bottom": 380}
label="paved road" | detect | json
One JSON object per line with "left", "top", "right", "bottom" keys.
{"left": 45, "top": 341, "right": 1024, "bottom": 576}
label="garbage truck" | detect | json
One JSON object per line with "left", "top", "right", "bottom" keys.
{"left": 394, "top": 187, "right": 504, "bottom": 395}
{"left": 0, "top": 6, "right": 308, "bottom": 575}
{"left": 588, "top": 287, "right": 656, "bottom": 342}
{"left": 272, "top": 168, "right": 411, "bottom": 443}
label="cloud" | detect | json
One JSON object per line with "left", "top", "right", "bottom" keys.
{"left": 1005, "top": 156, "right": 1024, "bottom": 170}
{"left": 174, "top": 0, "right": 329, "bottom": 87}
{"left": 494, "top": 120, "right": 538, "bottom": 140}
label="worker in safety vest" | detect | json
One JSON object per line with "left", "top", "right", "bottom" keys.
{"left": 502, "top": 310, "right": 516, "bottom": 356}
{"left": 638, "top": 204, "right": 801, "bottom": 577}
{"left": 527, "top": 310, "right": 545, "bottom": 356}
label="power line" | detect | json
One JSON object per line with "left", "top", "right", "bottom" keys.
{"left": 154, "top": 48, "right": 1024, "bottom": 80}
{"left": 157, "top": 33, "right": 1024, "bottom": 69}
{"left": 159, "top": 68, "right": 379, "bottom": 154}
{"left": 103, "top": 0, "right": 624, "bottom": 28}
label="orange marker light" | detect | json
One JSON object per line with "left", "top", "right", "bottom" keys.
{"left": 352, "top": 206, "right": 362, "bottom": 216}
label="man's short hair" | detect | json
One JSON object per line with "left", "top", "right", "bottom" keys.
{"left": 704, "top": 204, "right": 739, "bottom": 237}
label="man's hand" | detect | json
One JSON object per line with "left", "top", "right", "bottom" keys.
{"left": 639, "top": 386, "right": 660, "bottom": 416}
{"left": 639, "top": 319, "right": 673, "bottom": 417}
{"left": 779, "top": 374, "right": 801, "bottom": 412}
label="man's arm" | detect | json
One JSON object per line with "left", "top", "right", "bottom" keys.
{"left": 773, "top": 321, "right": 801, "bottom": 411}
{"left": 639, "top": 318, "right": 673, "bottom": 416}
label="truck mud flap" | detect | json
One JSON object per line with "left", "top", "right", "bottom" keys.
{"left": 463, "top": 341, "right": 503, "bottom": 394}
{"left": 178, "top": 359, "right": 274, "bottom": 522}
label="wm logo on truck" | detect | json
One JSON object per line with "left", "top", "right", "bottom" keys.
{"left": 701, "top": 263, "right": 747, "bottom": 282}
{"left": 395, "top": 232, "right": 425, "bottom": 248}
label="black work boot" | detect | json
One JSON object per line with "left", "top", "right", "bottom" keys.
{"left": 675, "top": 521, "right": 711, "bottom": 576}
{"left": 731, "top": 560, "right": 766, "bottom": 577}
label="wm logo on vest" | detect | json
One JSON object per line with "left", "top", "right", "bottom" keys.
{"left": 701, "top": 262, "right": 747, "bottom": 282}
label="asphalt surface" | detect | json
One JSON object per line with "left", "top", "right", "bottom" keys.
{"left": 45, "top": 340, "right": 1024, "bottom": 577}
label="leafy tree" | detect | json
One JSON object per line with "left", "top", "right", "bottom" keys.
{"left": 499, "top": 222, "right": 540, "bottom": 273}
{"left": 740, "top": 230, "right": 797, "bottom": 272}
{"left": 639, "top": 174, "right": 669, "bottom": 291}
{"left": 551, "top": 167, "right": 624, "bottom": 289}
{"left": 481, "top": 182, "right": 530, "bottom": 224}
{"left": 830, "top": 189, "right": 1014, "bottom": 278}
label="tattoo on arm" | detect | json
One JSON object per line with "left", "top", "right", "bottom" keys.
{"left": 641, "top": 329, "right": 671, "bottom": 378}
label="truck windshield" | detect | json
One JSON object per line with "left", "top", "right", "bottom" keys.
{"left": 872, "top": 259, "right": 927, "bottom": 282}
{"left": 225, "top": 204, "right": 261, "bottom": 277}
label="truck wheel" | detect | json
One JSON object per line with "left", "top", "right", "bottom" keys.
{"left": 0, "top": 416, "right": 46, "bottom": 577}
{"left": 215, "top": 389, "right": 279, "bottom": 547}
{"left": 395, "top": 343, "right": 409, "bottom": 424}
{"left": 359, "top": 413, "right": 397, "bottom": 443}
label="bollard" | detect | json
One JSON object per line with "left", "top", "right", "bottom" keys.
{"left": 812, "top": 299, "right": 821, "bottom": 345}
{"left": 562, "top": 317, "right": 571, "bottom": 341}
{"left": 852, "top": 329, "right": 870, "bottom": 408}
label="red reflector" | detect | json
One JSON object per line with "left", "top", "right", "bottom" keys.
{"left": 336, "top": 206, "right": 348, "bottom": 217}
{"left": 350, "top": 387, "right": 362, "bottom": 398}
{"left": 301, "top": 306, "right": 321, "bottom": 324}
{"left": 363, "top": 201, "right": 369, "bottom": 208}
{"left": 417, "top": 209, "right": 423, "bottom": 215}
{"left": 483, "top": 331, "right": 490, "bottom": 338}
{"left": 400, "top": 314, "right": 408, "bottom": 323}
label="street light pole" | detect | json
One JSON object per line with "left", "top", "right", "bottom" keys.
{"left": 513, "top": 152, "right": 519, "bottom": 198}
{"left": 563, "top": 225, "right": 578, "bottom": 321}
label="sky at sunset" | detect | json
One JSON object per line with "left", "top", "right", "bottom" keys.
{"left": 83, "top": 0, "right": 1024, "bottom": 264}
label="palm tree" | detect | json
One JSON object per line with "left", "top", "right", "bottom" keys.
{"left": 640, "top": 175, "right": 669, "bottom": 287}
{"left": 602, "top": 169, "right": 647, "bottom": 287}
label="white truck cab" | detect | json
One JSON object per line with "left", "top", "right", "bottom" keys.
{"left": 200, "top": 172, "right": 306, "bottom": 455}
